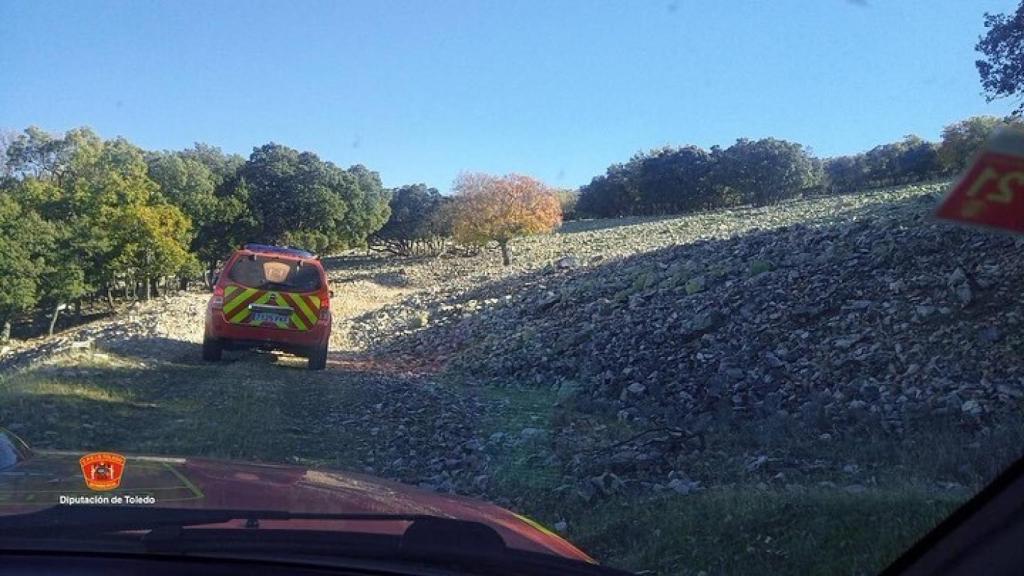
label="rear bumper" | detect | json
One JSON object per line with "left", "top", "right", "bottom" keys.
{"left": 205, "top": 309, "right": 330, "bottom": 350}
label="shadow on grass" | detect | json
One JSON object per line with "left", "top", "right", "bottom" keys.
{"left": 11, "top": 309, "right": 115, "bottom": 341}
{"left": 0, "top": 341, "right": 483, "bottom": 480}
{"left": 92, "top": 336, "right": 336, "bottom": 371}
{"left": 96, "top": 336, "right": 207, "bottom": 366}
{"left": 0, "top": 357, "right": 345, "bottom": 461}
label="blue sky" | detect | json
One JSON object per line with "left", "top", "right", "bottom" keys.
{"left": 1, "top": 0, "right": 1019, "bottom": 191}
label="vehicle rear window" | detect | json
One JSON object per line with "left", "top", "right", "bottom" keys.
{"left": 226, "top": 255, "right": 322, "bottom": 292}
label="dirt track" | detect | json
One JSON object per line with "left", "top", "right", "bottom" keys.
{"left": 0, "top": 254, "right": 548, "bottom": 504}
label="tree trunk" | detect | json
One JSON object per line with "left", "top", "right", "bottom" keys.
{"left": 499, "top": 241, "right": 511, "bottom": 266}
{"left": 144, "top": 252, "right": 152, "bottom": 300}
{"left": 48, "top": 303, "right": 62, "bottom": 337}
{"left": 179, "top": 276, "right": 189, "bottom": 291}
{"left": 0, "top": 320, "right": 10, "bottom": 344}
{"left": 150, "top": 278, "right": 160, "bottom": 298}
{"left": 74, "top": 299, "right": 82, "bottom": 317}
{"left": 106, "top": 286, "right": 116, "bottom": 311}
{"left": 207, "top": 262, "right": 218, "bottom": 290}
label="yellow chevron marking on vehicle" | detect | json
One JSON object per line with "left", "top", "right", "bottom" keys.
{"left": 252, "top": 291, "right": 275, "bottom": 310}
{"left": 229, "top": 306, "right": 252, "bottom": 324}
{"left": 291, "top": 294, "right": 317, "bottom": 326}
{"left": 237, "top": 291, "right": 273, "bottom": 325}
{"left": 223, "top": 288, "right": 319, "bottom": 330}
{"left": 223, "top": 287, "right": 257, "bottom": 316}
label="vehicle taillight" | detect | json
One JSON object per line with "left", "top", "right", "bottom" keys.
{"left": 211, "top": 285, "right": 225, "bottom": 310}
{"left": 319, "top": 294, "right": 331, "bottom": 323}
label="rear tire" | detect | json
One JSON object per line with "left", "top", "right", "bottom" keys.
{"left": 202, "top": 335, "right": 223, "bottom": 362}
{"left": 307, "top": 340, "right": 328, "bottom": 371}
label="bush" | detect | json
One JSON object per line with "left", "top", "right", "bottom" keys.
{"left": 372, "top": 184, "right": 451, "bottom": 256}
{"left": 578, "top": 139, "right": 819, "bottom": 217}
{"left": 555, "top": 188, "right": 580, "bottom": 220}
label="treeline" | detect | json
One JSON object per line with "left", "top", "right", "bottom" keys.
{"left": 1, "top": 114, "right": 1011, "bottom": 338}
{"left": 577, "top": 115, "right": 1017, "bottom": 218}
{"left": 0, "top": 126, "right": 390, "bottom": 339}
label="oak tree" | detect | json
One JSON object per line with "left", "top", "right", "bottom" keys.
{"left": 450, "top": 173, "right": 562, "bottom": 265}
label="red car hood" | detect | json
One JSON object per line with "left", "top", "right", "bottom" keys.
{"left": 0, "top": 446, "right": 592, "bottom": 564}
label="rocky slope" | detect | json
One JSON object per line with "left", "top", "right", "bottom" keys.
{"left": 348, "top": 182, "right": 1024, "bottom": 487}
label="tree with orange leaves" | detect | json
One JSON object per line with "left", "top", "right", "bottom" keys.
{"left": 450, "top": 172, "right": 562, "bottom": 265}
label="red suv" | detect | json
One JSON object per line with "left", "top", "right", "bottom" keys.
{"left": 204, "top": 244, "right": 332, "bottom": 370}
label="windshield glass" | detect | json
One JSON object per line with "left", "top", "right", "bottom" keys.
{"left": 227, "top": 256, "right": 322, "bottom": 292}
{"left": 3, "top": 1, "right": 1024, "bottom": 575}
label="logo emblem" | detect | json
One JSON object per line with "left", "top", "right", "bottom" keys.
{"left": 79, "top": 452, "right": 126, "bottom": 491}
{"left": 936, "top": 127, "right": 1024, "bottom": 235}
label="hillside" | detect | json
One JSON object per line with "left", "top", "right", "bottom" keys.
{"left": 356, "top": 181, "right": 1024, "bottom": 485}
{"left": 2, "top": 181, "right": 1023, "bottom": 575}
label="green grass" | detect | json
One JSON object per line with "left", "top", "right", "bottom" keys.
{"left": 564, "top": 486, "right": 961, "bottom": 576}
{"left": 471, "top": 385, "right": 565, "bottom": 503}
{"left": 0, "top": 352, "right": 373, "bottom": 464}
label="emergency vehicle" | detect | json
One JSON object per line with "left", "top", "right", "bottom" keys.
{"left": 204, "top": 244, "right": 331, "bottom": 370}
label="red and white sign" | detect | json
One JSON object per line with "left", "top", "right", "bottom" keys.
{"left": 936, "top": 131, "right": 1024, "bottom": 234}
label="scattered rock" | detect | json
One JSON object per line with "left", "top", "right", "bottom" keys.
{"left": 627, "top": 382, "right": 646, "bottom": 395}
{"left": 961, "top": 399, "right": 983, "bottom": 417}
{"left": 590, "top": 472, "right": 625, "bottom": 496}
{"left": 555, "top": 256, "right": 580, "bottom": 270}
{"left": 519, "top": 427, "right": 548, "bottom": 442}
{"left": 408, "top": 311, "right": 430, "bottom": 329}
{"left": 947, "top": 267, "right": 967, "bottom": 286}
{"left": 978, "top": 326, "right": 1001, "bottom": 344}
{"left": 667, "top": 478, "right": 700, "bottom": 495}
{"left": 685, "top": 276, "right": 707, "bottom": 295}
{"left": 749, "top": 260, "right": 774, "bottom": 276}
{"left": 746, "top": 455, "right": 768, "bottom": 472}
{"left": 954, "top": 283, "right": 973, "bottom": 306}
